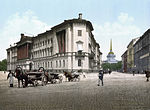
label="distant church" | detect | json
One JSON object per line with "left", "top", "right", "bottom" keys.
{"left": 104, "top": 39, "right": 118, "bottom": 64}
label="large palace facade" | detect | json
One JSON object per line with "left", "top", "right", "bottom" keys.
{"left": 6, "top": 14, "right": 102, "bottom": 73}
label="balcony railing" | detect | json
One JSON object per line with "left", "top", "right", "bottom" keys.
{"left": 75, "top": 51, "right": 85, "bottom": 57}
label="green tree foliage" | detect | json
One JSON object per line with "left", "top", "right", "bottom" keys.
{"left": 102, "top": 61, "right": 122, "bottom": 71}
{"left": 0, "top": 59, "right": 7, "bottom": 71}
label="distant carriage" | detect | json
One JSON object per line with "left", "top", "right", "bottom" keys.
{"left": 45, "top": 72, "right": 63, "bottom": 84}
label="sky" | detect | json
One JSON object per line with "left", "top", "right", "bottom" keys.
{"left": 0, "top": 0, "right": 150, "bottom": 61}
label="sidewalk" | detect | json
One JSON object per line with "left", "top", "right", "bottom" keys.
{"left": 0, "top": 71, "right": 8, "bottom": 80}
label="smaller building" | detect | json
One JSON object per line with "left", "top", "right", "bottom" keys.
{"left": 121, "top": 50, "right": 127, "bottom": 73}
{"left": 126, "top": 37, "right": 139, "bottom": 72}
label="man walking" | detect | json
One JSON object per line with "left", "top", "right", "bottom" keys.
{"left": 7, "top": 70, "right": 14, "bottom": 87}
{"left": 98, "top": 70, "right": 104, "bottom": 86}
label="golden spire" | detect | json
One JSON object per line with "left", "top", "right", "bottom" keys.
{"left": 110, "top": 39, "right": 112, "bottom": 51}
{"left": 108, "top": 39, "right": 114, "bottom": 54}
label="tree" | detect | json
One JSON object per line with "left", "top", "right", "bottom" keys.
{"left": 0, "top": 59, "right": 7, "bottom": 71}
{"left": 102, "top": 61, "right": 122, "bottom": 71}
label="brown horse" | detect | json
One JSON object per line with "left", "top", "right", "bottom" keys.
{"left": 145, "top": 70, "right": 150, "bottom": 82}
{"left": 15, "top": 67, "right": 28, "bottom": 88}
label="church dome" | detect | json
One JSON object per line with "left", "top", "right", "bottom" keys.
{"left": 105, "top": 39, "right": 118, "bottom": 64}
{"left": 108, "top": 51, "right": 114, "bottom": 54}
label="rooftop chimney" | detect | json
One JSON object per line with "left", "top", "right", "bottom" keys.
{"left": 21, "top": 33, "right": 24, "bottom": 37}
{"left": 78, "top": 13, "right": 82, "bottom": 19}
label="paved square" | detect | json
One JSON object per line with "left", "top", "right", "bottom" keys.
{"left": 0, "top": 72, "right": 150, "bottom": 110}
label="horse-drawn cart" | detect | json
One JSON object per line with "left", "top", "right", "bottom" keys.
{"left": 15, "top": 67, "right": 47, "bottom": 87}
{"left": 64, "top": 71, "right": 80, "bottom": 82}
{"left": 27, "top": 71, "right": 47, "bottom": 86}
{"left": 44, "top": 72, "right": 63, "bottom": 84}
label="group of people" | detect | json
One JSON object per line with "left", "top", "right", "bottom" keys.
{"left": 97, "top": 69, "right": 150, "bottom": 87}
{"left": 7, "top": 68, "right": 150, "bottom": 88}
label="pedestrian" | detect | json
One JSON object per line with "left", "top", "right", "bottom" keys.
{"left": 98, "top": 69, "right": 104, "bottom": 86}
{"left": 145, "top": 70, "right": 150, "bottom": 82}
{"left": 7, "top": 70, "right": 14, "bottom": 87}
{"left": 108, "top": 69, "right": 111, "bottom": 74}
{"left": 132, "top": 70, "right": 135, "bottom": 76}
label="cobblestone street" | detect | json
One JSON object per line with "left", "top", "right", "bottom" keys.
{"left": 0, "top": 72, "right": 150, "bottom": 110}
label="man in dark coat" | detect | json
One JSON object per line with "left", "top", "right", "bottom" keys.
{"left": 145, "top": 70, "right": 150, "bottom": 82}
{"left": 98, "top": 70, "right": 104, "bottom": 86}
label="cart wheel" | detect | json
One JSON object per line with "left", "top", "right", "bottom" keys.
{"left": 34, "top": 80, "right": 38, "bottom": 86}
{"left": 42, "top": 76, "right": 47, "bottom": 86}
{"left": 52, "top": 79, "right": 56, "bottom": 84}
{"left": 77, "top": 76, "right": 80, "bottom": 82}
{"left": 59, "top": 76, "right": 63, "bottom": 83}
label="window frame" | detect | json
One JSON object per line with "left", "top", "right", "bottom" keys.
{"left": 78, "top": 30, "right": 82, "bottom": 36}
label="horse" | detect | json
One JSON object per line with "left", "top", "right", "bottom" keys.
{"left": 63, "top": 71, "right": 80, "bottom": 82}
{"left": 145, "top": 70, "right": 150, "bottom": 82}
{"left": 14, "top": 67, "right": 28, "bottom": 88}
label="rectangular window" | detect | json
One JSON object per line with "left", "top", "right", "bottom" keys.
{"left": 78, "top": 59, "right": 81, "bottom": 66}
{"left": 78, "top": 30, "right": 82, "bottom": 36}
{"left": 59, "top": 60, "right": 61, "bottom": 67}
{"left": 48, "top": 39, "right": 50, "bottom": 44}
{"left": 51, "top": 61, "right": 52, "bottom": 68}
{"left": 43, "top": 41, "right": 44, "bottom": 46}
{"left": 51, "top": 38, "right": 53, "bottom": 44}
{"left": 77, "top": 43, "right": 83, "bottom": 51}
{"left": 56, "top": 61, "right": 58, "bottom": 68}
{"left": 63, "top": 60, "right": 65, "bottom": 67}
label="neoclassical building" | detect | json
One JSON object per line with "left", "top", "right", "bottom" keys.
{"left": 7, "top": 14, "right": 102, "bottom": 73}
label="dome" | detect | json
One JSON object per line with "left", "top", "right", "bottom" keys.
{"left": 108, "top": 51, "right": 114, "bottom": 54}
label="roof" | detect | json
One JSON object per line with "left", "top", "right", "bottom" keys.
{"left": 133, "top": 28, "right": 150, "bottom": 47}
{"left": 127, "top": 37, "right": 140, "bottom": 48}
{"left": 16, "top": 34, "right": 33, "bottom": 46}
{"left": 121, "top": 50, "right": 127, "bottom": 57}
{"left": 51, "top": 18, "right": 94, "bottom": 31}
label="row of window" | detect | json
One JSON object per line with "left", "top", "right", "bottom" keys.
{"left": 33, "top": 38, "right": 53, "bottom": 49}
{"left": 34, "top": 60, "right": 66, "bottom": 69}
{"left": 34, "top": 59, "right": 82, "bottom": 69}
{"left": 56, "top": 60, "right": 65, "bottom": 68}
{"left": 33, "top": 48, "right": 53, "bottom": 58}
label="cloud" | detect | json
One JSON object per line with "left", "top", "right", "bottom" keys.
{"left": 0, "top": 11, "right": 143, "bottom": 62}
{"left": 0, "top": 10, "right": 50, "bottom": 60}
{"left": 118, "top": 12, "right": 134, "bottom": 23}
{"left": 93, "top": 12, "right": 142, "bottom": 61}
